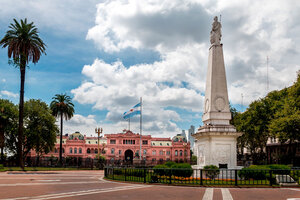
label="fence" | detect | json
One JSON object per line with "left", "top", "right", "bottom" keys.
{"left": 104, "top": 167, "right": 300, "bottom": 186}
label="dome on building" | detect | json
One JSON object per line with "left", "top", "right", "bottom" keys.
{"left": 172, "top": 134, "right": 187, "bottom": 142}
{"left": 68, "top": 132, "right": 84, "bottom": 140}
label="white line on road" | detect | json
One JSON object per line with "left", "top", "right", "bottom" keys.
{"left": 202, "top": 188, "right": 213, "bottom": 200}
{"left": 0, "top": 181, "right": 103, "bottom": 187}
{"left": 221, "top": 189, "right": 233, "bottom": 200}
{"left": 1, "top": 185, "right": 152, "bottom": 200}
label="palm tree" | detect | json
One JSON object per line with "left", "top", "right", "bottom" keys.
{"left": 0, "top": 19, "right": 46, "bottom": 168}
{"left": 50, "top": 94, "right": 74, "bottom": 165}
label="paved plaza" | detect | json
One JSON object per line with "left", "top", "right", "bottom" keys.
{"left": 0, "top": 171, "right": 299, "bottom": 200}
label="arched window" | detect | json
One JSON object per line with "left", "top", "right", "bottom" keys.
{"left": 87, "top": 148, "right": 91, "bottom": 154}
{"left": 79, "top": 148, "right": 82, "bottom": 154}
{"left": 62, "top": 148, "right": 65, "bottom": 153}
{"left": 152, "top": 150, "right": 156, "bottom": 155}
{"left": 180, "top": 150, "right": 183, "bottom": 156}
{"left": 69, "top": 148, "right": 73, "bottom": 154}
{"left": 54, "top": 148, "right": 57, "bottom": 153}
{"left": 111, "top": 148, "right": 115, "bottom": 154}
{"left": 143, "top": 149, "right": 147, "bottom": 155}
{"left": 184, "top": 150, "right": 187, "bottom": 156}
{"left": 74, "top": 148, "right": 77, "bottom": 154}
{"left": 95, "top": 149, "right": 98, "bottom": 154}
{"left": 175, "top": 150, "right": 178, "bottom": 156}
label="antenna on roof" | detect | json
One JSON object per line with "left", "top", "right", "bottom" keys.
{"left": 220, "top": 14, "right": 222, "bottom": 22}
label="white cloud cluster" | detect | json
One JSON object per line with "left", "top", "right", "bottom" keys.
{"left": 0, "top": 90, "right": 18, "bottom": 98}
{"left": 72, "top": 0, "right": 300, "bottom": 136}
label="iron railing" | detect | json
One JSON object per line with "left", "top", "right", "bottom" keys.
{"left": 104, "top": 167, "right": 300, "bottom": 186}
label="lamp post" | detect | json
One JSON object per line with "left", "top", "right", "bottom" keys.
{"left": 95, "top": 127, "right": 103, "bottom": 158}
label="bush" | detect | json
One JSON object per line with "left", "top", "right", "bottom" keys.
{"left": 127, "top": 169, "right": 145, "bottom": 177}
{"left": 0, "top": 164, "right": 3, "bottom": 169}
{"left": 238, "top": 164, "right": 292, "bottom": 180}
{"left": 153, "top": 165, "right": 169, "bottom": 176}
{"left": 172, "top": 163, "right": 193, "bottom": 177}
{"left": 203, "top": 165, "right": 220, "bottom": 180}
{"left": 153, "top": 163, "right": 192, "bottom": 177}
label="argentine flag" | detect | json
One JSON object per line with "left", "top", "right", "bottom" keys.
{"left": 123, "top": 103, "right": 141, "bottom": 119}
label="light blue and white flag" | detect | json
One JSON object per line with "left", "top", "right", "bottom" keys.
{"left": 123, "top": 103, "right": 141, "bottom": 119}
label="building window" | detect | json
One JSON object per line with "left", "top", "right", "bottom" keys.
{"left": 175, "top": 150, "right": 178, "bottom": 156}
{"left": 95, "top": 149, "right": 98, "bottom": 154}
{"left": 62, "top": 141, "right": 64, "bottom": 143}
{"left": 143, "top": 149, "right": 147, "bottom": 155}
{"left": 184, "top": 150, "right": 187, "bottom": 156}
{"left": 160, "top": 143, "right": 162, "bottom": 146}
{"left": 88, "top": 141, "right": 91, "bottom": 144}
{"left": 79, "top": 148, "right": 82, "bottom": 154}
{"left": 111, "top": 148, "right": 115, "bottom": 154}
{"left": 152, "top": 150, "right": 156, "bottom": 155}
{"left": 180, "top": 150, "right": 183, "bottom": 156}
{"left": 96, "top": 141, "right": 98, "bottom": 144}
{"left": 119, "top": 150, "right": 122, "bottom": 155}
{"left": 110, "top": 140, "right": 116, "bottom": 144}
{"left": 87, "top": 148, "right": 90, "bottom": 154}
{"left": 62, "top": 148, "right": 65, "bottom": 153}
{"left": 167, "top": 143, "right": 169, "bottom": 146}
{"left": 54, "top": 148, "right": 57, "bottom": 153}
{"left": 69, "top": 148, "right": 72, "bottom": 154}
{"left": 152, "top": 143, "right": 155, "bottom": 145}
{"left": 152, "top": 158, "right": 156, "bottom": 161}
{"left": 74, "top": 148, "right": 77, "bottom": 154}
{"left": 159, "top": 150, "right": 163, "bottom": 155}
{"left": 166, "top": 151, "right": 170, "bottom": 155}
{"left": 142, "top": 140, "right": 148, "bottom": 145}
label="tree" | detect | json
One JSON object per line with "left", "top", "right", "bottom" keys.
{"left": 23, "top": 99, "right": 57, "bottom": 165}
{"left": 0, "top": 19, "right": 46, "bottom": 168}
{"left": 0, "top": 99, "right": 18, "bottom": 163}
{"left": 50, "top": 94, "right": 74, "bottom": 165}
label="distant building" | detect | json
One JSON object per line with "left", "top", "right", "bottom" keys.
{"left": 188, "top": 125, "right": 195, "bottom": 149}
{"left": 28, "top": 130, "right": 190, "bottom": 163}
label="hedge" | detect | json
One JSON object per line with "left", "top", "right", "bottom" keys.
{"left": 153, "top": 163, "right": 193, "bottom": 177}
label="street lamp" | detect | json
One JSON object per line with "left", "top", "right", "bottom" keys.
{"left": 95, "top": 127, "right": 103, "bottom": 158}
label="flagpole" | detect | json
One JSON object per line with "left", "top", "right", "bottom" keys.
{"left": 129, "top": 118, "right": 130, "bottom": 131}
{"left": 139, "top": 97, "right": 142, "bottom": 160}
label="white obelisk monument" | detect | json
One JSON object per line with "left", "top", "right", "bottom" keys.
{"left": 193, "top": 16, "right": 242, "bottom": 169}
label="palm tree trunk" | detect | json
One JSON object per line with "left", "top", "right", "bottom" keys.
{"left": 59, "top": 112, "right": 63, "bottom": 166}
{"left": 18, "top": 58, "right": 26, "bottom": 169}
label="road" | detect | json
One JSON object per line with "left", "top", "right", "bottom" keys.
{"left": 0, "top": 171, "right": 299, "bottom": 200}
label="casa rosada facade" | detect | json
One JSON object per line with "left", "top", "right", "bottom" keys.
{"left": 29, "top": 130, "right": 190, "bottom": 162}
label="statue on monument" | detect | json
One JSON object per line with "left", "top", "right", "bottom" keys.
{"left": 210, "top": 16, "right": 222, "bottom": 45}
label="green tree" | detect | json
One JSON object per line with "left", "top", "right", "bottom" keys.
{"left": 23, "top": 99, "right": 57, "bottom": 164}
{"left": 0, "top": 19, "right": 46, "bottom": 168}
{"left": 0, "top": 99, "right": 18, "bottom": 163}
{"left": 50, "top": 94, "right": 74, "bottom": 165}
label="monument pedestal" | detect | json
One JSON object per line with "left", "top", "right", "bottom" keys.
{"left": 193, "top": 125, "right": 242, "bottom": 169}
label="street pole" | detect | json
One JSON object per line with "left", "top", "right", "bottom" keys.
{"left": 140, "top": 97, "right": 142, "bottom": 161}
{"left": 95, "top": 127, "right": 103, "bottom": 158}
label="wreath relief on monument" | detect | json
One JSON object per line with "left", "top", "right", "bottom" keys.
{"left": 205, "top": 99, "right": 209, "bottom": 113}
{"left": 214, "top": 96, "right": 225, "bottom": 111}
{"left": 198, "top": 144, "right": 205, "bottom": 165}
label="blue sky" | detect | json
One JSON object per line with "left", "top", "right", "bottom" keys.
{"left": 0, "top": 0, "right": 299, "bottom": 138}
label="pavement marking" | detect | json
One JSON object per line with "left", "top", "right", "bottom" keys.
{"left": 202, "top": 188, "right": 213, "bottom": 200}
{"left": 1, "top": 185, "right": 152, "bottom": 200}
{"left": 283, "top": 188, "right": 300, "bottom": 192}
{"left": 35, "top": 180, "right": 60, "bottom": 182}
{"left": 287, "top": 199, "right": 300, "bottom": 200}
{"left": 221, "top": 189, "right": 233, "bottom": 200}
{"left": 0, "top": 181, "right": 103, "bottom": 187}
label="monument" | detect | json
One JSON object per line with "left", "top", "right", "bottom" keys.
{"left": 193, "top": 16, "right": 242, "bottom": 169}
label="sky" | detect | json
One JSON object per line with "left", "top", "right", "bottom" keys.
{"left": 0, "top": 0, "right": 299, "bottom": 138}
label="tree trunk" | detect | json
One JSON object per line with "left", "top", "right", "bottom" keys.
{"left": 0, "top": 127, "right": 4, "bottom": 164}
{"left": 18, "top": 57, "right": 26, "bottom": 169}
{"left": 59, "top": 112, "right": 63, "bottom": 166}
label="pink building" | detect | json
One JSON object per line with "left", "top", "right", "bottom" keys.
{"left": 30, "top": 130, "right": 190, "bottom": 163}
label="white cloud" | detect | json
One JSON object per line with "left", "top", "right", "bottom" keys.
{"left": 75, "top": 0, "right": 300, "bottom": 136}
{"left": 0, "top": 90, "right": 18, "bottom": 98}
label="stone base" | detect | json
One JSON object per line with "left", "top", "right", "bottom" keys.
{"left": 193, "top": 124, "right": 242, "bottom": 169}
